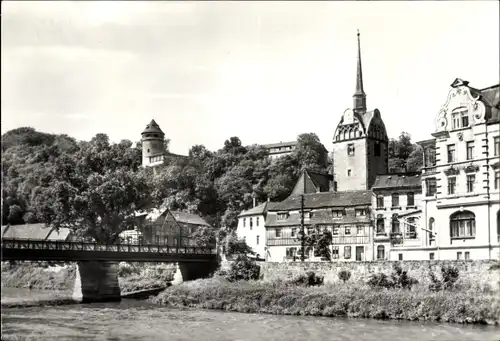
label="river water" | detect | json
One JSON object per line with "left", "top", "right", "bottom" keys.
{"left": 1, "top": 288, "right": 499, "bottom": 341}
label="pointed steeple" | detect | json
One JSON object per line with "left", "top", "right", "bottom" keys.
{"left": 353, "top": 29, "right": 366, "bottom": 112}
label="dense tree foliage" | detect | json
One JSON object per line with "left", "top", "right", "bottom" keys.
{"left": 388, "top": 132, "right": 423, "bottom": 173}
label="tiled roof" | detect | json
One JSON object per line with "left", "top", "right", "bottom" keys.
{"left": 372, "top": 173, "right": 422, "bottom": 190}
{"left": 468, "top": 83, "right": 500, "bottom": 124}
{"left": 46, "top": 228, "right": 72, "bottom": 241}
{"left": 1, "top": 223, "right": 53, "bottom": 240}
{"left": 170, "top": 211, "right": 211, "bottom": 227}
{"left": 141, "top": 119, "right": 165, "bottom": 135}
{"left": 307, "top": 170, "right": 333, "bottom": 191}
{"left": 238, "top": 201, "right": 279, "bottom": 218}
{"left": 263, "top": 141, "right": 298, "bottom": 148}
{"left": 269, "top": 190, "right": 372, "bottom": 211}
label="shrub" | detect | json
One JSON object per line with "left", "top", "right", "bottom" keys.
{"left": 338, "top": 269, "right": 351, "bottom": 283}
{"left": 290, "top": 271, "right": 324, "bottom": 287}
{"left": 428, "top": 265, "right": 460, "bottom": 292}
{"left": 367, "top": 264, "right": 418, "bottom": 290}
{"left": 226, "top": 255, "right": 260, "bottom": 282}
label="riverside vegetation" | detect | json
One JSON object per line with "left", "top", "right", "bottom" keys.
{"left": 150, "top": 256, "right": 500, "bottom": 325}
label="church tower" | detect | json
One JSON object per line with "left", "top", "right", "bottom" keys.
{"left": 141, "top": 119, "right": 166, "bottom": 167}
{"left": 332, "top": 31, "right": 389, "bottom": 191}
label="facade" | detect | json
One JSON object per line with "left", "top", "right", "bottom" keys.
{"left": 123, "top": 208, "right": 212, "bottom": 247}
{"left": 416, "top": 78, "right": 500, "bottom": 260}
{"left": 332, "top": 31, "right": 389, "bottom": 191}
{"left": 371, "top": 173, "right": 424, "bottom": 261}
{"left": 236, "top": 201, "right": 277, "bottom": 259}
{"left": 263, "top": 141, "right": 298, "bottom": 160}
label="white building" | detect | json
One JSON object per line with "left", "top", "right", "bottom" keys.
{"left": 262, "top": 141, "right": 298, "bottom": 160}
{"left": 416, "top": 78, "right": 500, "bottom": 260}
{"left": 236, "top": 201, "right": 277, "bottom": 259}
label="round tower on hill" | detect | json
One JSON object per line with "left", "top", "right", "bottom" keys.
{"left": 141, "top": 119, "right": 165, "bottom": 167}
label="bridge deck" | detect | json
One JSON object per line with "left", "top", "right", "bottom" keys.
{"left": 1, "top": 239, "right": 217, "bottom": 262}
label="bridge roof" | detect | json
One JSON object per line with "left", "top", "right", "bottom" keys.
{"left": 1, "top": 224, "right": 53, "bottom": 240}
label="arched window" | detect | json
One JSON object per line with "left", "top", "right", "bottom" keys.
{"left": 391, "top": 193, "right": 399, "bottom": 208}
{"left": 377, "top": 245, "right": 385, "bottom": 260}
{"left": 392, "top": 218, "right": 400, "bottom": 234}
{"left": 376, "top": 218, "right": 385, "bottom": 234}
{"left": 450, "top": 211, "right": 476, "bottom": 238}
{"left": 343, "top": 130, "right": 348, "bottom": 140}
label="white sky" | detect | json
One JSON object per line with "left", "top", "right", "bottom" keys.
{"left": 2, "top": 1, "right": 499, "bottom": 154}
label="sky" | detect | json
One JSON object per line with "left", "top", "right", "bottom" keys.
{"left": 2, "top": 1, "right": 499, "bottom": 155}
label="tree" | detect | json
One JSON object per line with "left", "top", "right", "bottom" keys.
{"left": 30, "top": 134, "right": 152, "bottom": 243}
{"left": 297, "top": 225, "right": 333, "bottom": 261}
{"left": 224, "top": 232, "right": 255, "bottom": 257}
{"left": 388, "top": 132, "right": 422, "bottom": 173}
{"left": 294, "top": 133, "right": 329, "bottom": 172}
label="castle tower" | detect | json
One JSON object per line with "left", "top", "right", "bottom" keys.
{"left": 332, "top": 31, "right": 389, "bottom": 191}
{"left": 141, "top": 119, "right": 165, "bottom": 167}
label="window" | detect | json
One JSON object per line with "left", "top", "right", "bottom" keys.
{"left": 457, "top": 252, "right": 462, "bottom": 260}
{"left": 391, "top": 193, "right": 399, "bottom": 208}
{"left": 357, "top": 225, "right": 364, "bottom": 235}
{"left": 355, "top": 209, "right": 366, "bottom": 216}
{"left": 291, "top": 228, "right": 297, "bottom": 237}
{"left": 332, "top": 210, "right": 344, "bottom": 218}
{"left": 347, "top": 144, "right": 355, "bottom": 156}
{"left": 345, "top": 226, "right": 351, "bottom": 235}
{"left": 332, "top": 225, "right": 339, "bottom": 235}
{"left": 398, "top": 253, "right": 403, "bottom": 261}
{"left": 495, "top": 171, "right": 500, "bottom": 190}
{"left": 447, "top": 144, "right": 456, "bottom": 163}
{"left": 286, "top": 247, "right": 297, "bottom": 258}
{"left": 461, "top": 110, "right": 469, "bottom": 127}
{"left": 495, "top": 136, "right": 500, "bottom": 156}
{"left": 407, "top": 192, "right": 415, "bottom": 206}
{"left": 347, "top": 169, "right": 352, "bottom": 176}
{"left": 377, "top": 245, "right": 385, "bottom": 260}
{"left": 249, "top": 218, "right": 253, "bottom": 230}
{"left": 376, "top": 219, "right": 385, "bottom": 234}
{"left": 466, "top": 174, "right": 475, "bottom": 193}
{"left": 426, "top": 178, "right": 437, "bottom": 196}
{"left": 277, "top": 213, "right": 288, "bottom": 221}
{"left": 332, "top": 246, "right": 339, "bottom": 259}
{"left": 243, "top": 218, "right": 246, "bottom": 227}
{"left": 429, "top": 253, "right": 435, "bottom": 260}
{"left": 448, "top": 177, "right": 456, "bottom": 195}
{"left": 451, "top": 107, "right": 469, "bottom": 129}
{"left": 374, "top": 142, "right": 381, "bottom": 157}
{"left": 466, "top": 141, "right": 474, "bottom": 160}
{"left": 164, "top": 236, "right": 169, "bottom": 245}
{"left": 256, "top": 217, "right": 259, "bottom": 226}
{"left": 392, "top": 219, "right": 400, "bottom": 233}
{"left": 376, "top": 195, "right": 384, "bottom": 208}
{"left": 256, "top": 235, "right": 260, "bottom": 245}
{"left": 406, "top": 218, "right": 417, "bottom": 239}
{"left": 424, "top": 147, "right": 436, "bottom": 167}
{"left": 465, "top": 251, "right": 470, "bottom": 260}
{"left": 344, "top": 246, "right": 351, "bottom": 259}
{"left": 450, "top": 211, "right": 476, "bottom": 238}
{"left": 452, "top": 112, "right": 460, "bottom": 130}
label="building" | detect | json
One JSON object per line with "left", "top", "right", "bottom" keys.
{"left": 236, "top": 200, "right": 277, "bottom": 259}
{"left": 122, "top": 208, "right": 212, "bottom": 247}
{"left": 415, "top": 78, "right": 500, "bottom": 260}
{"left": 1, "top": 223, "right": 74, "bottom": 241}
{"left": 331, "top": 31, "right": 389, "bottom": 192}
{"left": 141, "top": 119, "right": 187, "bottom": 168}
{"left": 263, "top": 141, "right": 298, "bottom": 160}
{"left": 371, "top": 173, "right": 424, "bottom": 261}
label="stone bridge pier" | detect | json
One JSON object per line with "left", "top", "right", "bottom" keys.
{"left": 73, "top": 261, "right": 122, "bottom": 303}
{"left": 172, "top": 261, "right": 219, "bottom": 285}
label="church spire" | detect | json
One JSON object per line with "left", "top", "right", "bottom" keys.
{"left": 353, "top": 29, "right": 366, "bottom": 112}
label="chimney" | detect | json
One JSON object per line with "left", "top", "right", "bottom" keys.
{"left": 253, "top": 197, "right": 256, "bottom": 208}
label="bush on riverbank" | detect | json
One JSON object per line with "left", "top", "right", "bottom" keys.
{"left": 1, "top": 262, "right": 75, "bottom": 291}
{"left": 151, "top": 277, "right": 500, "bottom": 325}
{"left": 118, "top": 262, "right": 176, "bottom": 292}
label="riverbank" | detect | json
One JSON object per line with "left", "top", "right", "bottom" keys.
{"left": 150, "top": 277, "right": 500, "bottom": 325}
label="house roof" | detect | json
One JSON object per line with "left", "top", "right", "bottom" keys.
{"left": 269, "top": 190, "right": 372, "bottom": 212}
{"left": 238, "top": 201, "right": 279, "bottom": 218}
{"left": 372, "top": 173, "right": 422, "bottom": 190}
{"left": 141, "top": 119, "right": 165, "bottom": 135}
{"left": 170, "top": 211, "right": 211, "bottom": 227}
{"left": 263, "top": 141, "right": 298, "bottom": 149}
{"left": 46, "top": 228, "right": 72, "bottom": 241}
{"left": 307, "top": 170, "right": 333, "bottom": 189}
{"left": 1, "top": 223, "right": 53, "bottom": 240}
{"left": 479, "top": 84, "right": 500, "bottom": 124}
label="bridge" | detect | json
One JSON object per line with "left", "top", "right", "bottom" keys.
{"left": 1, "top": 238, "right": 219, "bottom": 303}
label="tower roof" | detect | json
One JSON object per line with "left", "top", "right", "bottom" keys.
{"left": 353, "top": 30, "right": 367, "bottom": 112}
{"left": 141, "top": 119, "right": 164, "bottom": 135}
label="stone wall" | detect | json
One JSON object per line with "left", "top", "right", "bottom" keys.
{"left": 261, "top": 260, "right": 500, "bottom": 291}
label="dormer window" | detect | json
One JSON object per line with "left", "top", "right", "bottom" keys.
{"left": 277, "top": 213, "right": 288, "bottom": 221}
{"left": 332, "top": 209, "right": 345, "bottom": 218}
{"left": 355, "top": 209, "right": 366, "bottom": 216}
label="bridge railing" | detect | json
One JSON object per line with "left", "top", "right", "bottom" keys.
{"left": 0, "top": 238, "right": 216, "bottom": 255}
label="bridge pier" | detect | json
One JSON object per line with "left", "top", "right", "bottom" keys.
{"left": 172, "top": 261, "right": 219, "bottom": 285}
{"left": 73, "top": 261, "right": 121, "bottom": 303}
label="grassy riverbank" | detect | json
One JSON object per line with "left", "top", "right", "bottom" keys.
{"left": 151, "top": 277, "right": 500, "bottom": 325}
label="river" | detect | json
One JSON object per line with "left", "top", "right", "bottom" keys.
{"left": 1, "top": 288, "right": 499, "bottom": 341}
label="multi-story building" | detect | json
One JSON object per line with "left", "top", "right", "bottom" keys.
{"left": 371, "top": 173, "right": 424, "bottom": 260}
{"left": 141, "top": 119, "right": 187, "bottom": 168}
{"left": 263, "top": 141, "right": 298, "bottom": 160}
{"left": 416, "top": 78, "right": 500, "bottom": 260}
{"left": 236, "top": 200, "right": 277, "bottom": 260}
